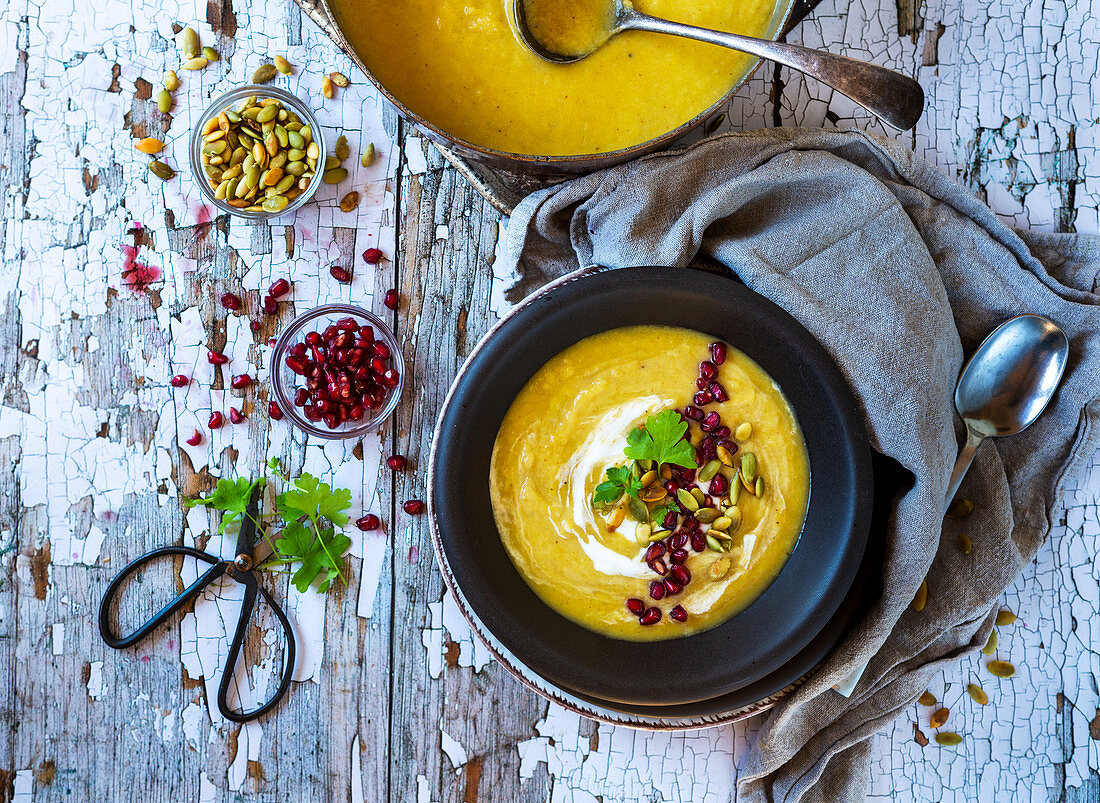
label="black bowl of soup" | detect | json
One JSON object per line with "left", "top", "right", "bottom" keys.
{"left": 429, "top": 265, "right": 873, "bottom": 706}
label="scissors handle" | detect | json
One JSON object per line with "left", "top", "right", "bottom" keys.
{"left": 217, "top": 569, "right": 297, "bottom": 723}
{"left": 99, "top": 546, "right": 226, "bottom": 648}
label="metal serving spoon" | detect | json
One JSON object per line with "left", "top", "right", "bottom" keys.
{"left": 513, "top": 0, "right": 925, "bottom": 131}
{"left": 944, "top": 314, "right": 1069, "bottom": 512}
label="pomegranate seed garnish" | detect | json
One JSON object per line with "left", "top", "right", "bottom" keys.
{"left": 644, "top": 543, "right": 665, "bottom": 563}
{"left": 701, "top": 437, "right": 718, "bottom": 460}
{"left": 386, "top": 454, "right": 407, "bottom": 470}
{"left": 358, "top": 325, "right": 375, "bottom": 342}
{"left": 356, "top": 514, "right": 381, "bottom": 531}
{"left": 670, "top": 549, "right": 688, "bottom": 565}
{"left": 260, "top": 295, "right": 276, "bottom": 314}
{"left": 678, "top": 468, "right": 697, "bottom": 483}
{"left": 285, "top": 355, "right": 308, "bottom": 375}
{"left": 639, "top": 607, "right": 662, "bottom": 625}
{"left": 710, "top": 474, "right": 729, "bottom": 496}
{"left": 348, "top": 404, "right": 365, "bottom": 421}
{"left": 669, "top": 604, "right": 688, "bottom": 622}
{"left": 694, "top": 391, "right": 713, "bottom": 406}
{"left": 383, "top": 288, "right": 399, "bottom": 310}
{"left": 663, "top": 480, "right": 679, "bottom": 496}
{"left": 648, "top": 581, "right": 666, "bottom": 601}
{"left": 372, "top": 341, "right": 391, "bottom": 359}
{"left": 701, "top": 411, "right": 721, "bottom": 431}
{"left": 710, "top": 341, "right": 727, "bottom": 365}
{"left": 230, "top": 373, "right": 252, "bottom": 389}
{"left": 695, "top": 377, "right": 709, "bottom": 390}
{"left": 220, "top": 292, "right": 241, "bottom": 311}
{"left": 382, "top": 369, "right": 401, "bottom": 388}
{"left": 362, "top": 248, "right": 384, "bottom": 264}
{"left": 713, "top": 425, "right": 731, "bottom": 439}
{"left": 304, "top": 405, "right": 321, "bottom": 421}
{"left": 337, "top": 317, "right": 359, "bottom": 332}
{"left": 648, "top": 558, "right": 668, "bottom": 577}
{"left": 330, "top": 264, "right": 352, "bottom": 283}
{"left": 670, "top": 564, "right": 691, "bottom": 586}
{"left": 682, "top": 513, "right": 699, "bottom": 530}
{"left": 305, "top": 331, "right": 323, "bottom": 347}
{"left": 683, "top": 405, "right": 704, "bottom": 421}
{"left": 690, "top": 533, "right": 706, "bottom": 552}
{"left": 663, "top": 578, "right": 682, "bottom": 596}
{"left": 669, "top": 531, "right": 688, "bottom": 549}
{"left": 699, "top": 361, "right": 717, "bottom": 380}
{"left": 709, "top": 381, "right": 729, "bottom": 403}
{"left": 323, "top": 413, "right": 339, "bottom": 429}
{"left": 207, "top": 350, "right": 229, "bottom": 365}
{"left": 208, "top": 411, "right": 225, "bottom": 429}
{"left": 170, "top": 374, "right": 190, "bottom": 387}
{"left": 625, "top": 598, "right": 645, "bottom": 616}
{"left": 268, "top": 400, "right": 284, "bottom": 420}
{"left": 269, "top": 278, "right": 291, "bottom": 298}
{"left": 663, "top": 509, "right": 679, "bottom": 530}
{"left": 250, "top": 320, "right": 261, "bottom": 332}
{"left": 403, "top": 499, "right": 426, "bottom": 515}
{"left": 229, "top": 407, "right": 245, "bottom": 424}
{"left": 185, "top": 429, "right": 202, "bottom": 446}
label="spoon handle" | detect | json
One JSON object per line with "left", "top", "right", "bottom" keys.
{"left": 943, "top": 427, "right": 985, "bottom": 516}
{"left": 618, "top": 10, "right": 924, "bottom": 131}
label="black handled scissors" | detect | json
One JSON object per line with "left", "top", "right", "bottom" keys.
{"left": 98, "top": 492, "right": 296, "bottom": 722}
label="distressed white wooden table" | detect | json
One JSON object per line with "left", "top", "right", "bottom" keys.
{"left": 0, "top": 0, "right": 1097, "bottom": 799}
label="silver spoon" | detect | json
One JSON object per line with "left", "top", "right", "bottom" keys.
{"left": 513, "top": 0, "right": 924, "bottom": 131}
{"left": 944, "top": 314, "right": 1069, "bottom": 513}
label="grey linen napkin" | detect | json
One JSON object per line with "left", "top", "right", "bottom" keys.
{"left": 491, "top": 128, "right": 1100, "bottom": 801}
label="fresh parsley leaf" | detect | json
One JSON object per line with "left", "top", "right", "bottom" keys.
{"left": 277, "top": 473, "right": 352, "bottom": 529}
{"left": 624, "top": 410, "right": 698, "bottom": 469}
{"left": 277, "top": 520, "right": 352, "bottom": 593}
{"left": 184, "top": 476, "right": 266, "bottom": 533}
{"left": 592, "top": 465, "right": 643, "bottom": 505}
{"left": 651, "top": 501, "right": 681, "bottom": 524}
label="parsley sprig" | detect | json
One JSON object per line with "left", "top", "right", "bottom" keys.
{"left": 185, "top": 458, "right": 354, "bottom": 594}
{"left": 592, "top": 465, "right": 643, "bottom": 505}
{"left": 591, "top": 409, "right": 698, "bottom": 508}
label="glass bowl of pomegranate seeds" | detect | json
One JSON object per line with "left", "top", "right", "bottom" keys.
{"left": 189, "top": 85, "right": 326, "bottom": 220}
{"left": 271, "top": 304, "right": 404, "bottom": 439}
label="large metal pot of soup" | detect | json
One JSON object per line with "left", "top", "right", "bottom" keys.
{"left": 293, "top": 0, "right": 796, "bottom": 181}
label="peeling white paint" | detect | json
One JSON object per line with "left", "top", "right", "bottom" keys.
{"left": 87, "top": 660, "right": 106, "bottom": 700}
{"left": 351, "top": 733, "right": 364, "bottom": 803}
{"left": 440, "top": 723, "right": 469, "bottom": 770}
{"left": 51, "top": 623, "right": 63, "bottom": 656}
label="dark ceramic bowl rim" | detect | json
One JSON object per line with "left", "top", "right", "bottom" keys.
{"left": 428, "top": 265, "right": 873, "bottom": 706}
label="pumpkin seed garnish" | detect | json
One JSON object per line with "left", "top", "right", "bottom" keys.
{"left": 735, "top": 422, "right": 753, "bottom": 442}
{"left": 995, "top": 609, "right": 1016, "bottom": 626}
{"left": 163, "top": 70, "right": 179, "bottom": 91}
{"left": 676, "top": 488, "right": 698, "bottom": 512}
{"left": 698, "top": 459, "right": 721, "bottom": 483}
{"left": 639, "top": 469, "right": 657, "bottom": 487}
{"left": 935, "top": 732, "right": 963, "bottom": 747}
{"left": 638, "top": 486, "right": 667, "bottom": 504}
{"left": 148, "top": 160, "right": 175, "bottom": 180}
{"left": 957, "top": 533, "right": 972, "bottom": 554}
{"left": 155, "top": 89, "right": 172, "bottom": 113}
{"left": 754, "top": 476, "right": 764, "bottom": 497}
{"left": 912, "top": 579, "right": 928, "bottom": 612}
{"left": 716, "top": 444, "right": 735, "bottom": 466}
{"left": 323, "top": 167, "right": 348, "bottom": 184}
{"left": 606, "top": 504, "right": 626, "bottom": 531}
{"left": 274, "top": 55, "right": 294, "bottom": 74}
{"left": 180, "top": 27, "right": 200, "bottom": 59}
{"left": 648, "top": 529, "right": 670, "bottom": 543}
{"left": 690, "top": 487, "right": 706, "bottom": 505}
{"left": 917, "top": 691, "right": 937, "bottom": 706}
{"left": 946, "top": 497, "right": 974, "bottom": 518}
{"left": 712, "top": 516, "right": 732, "bottom": 531}
{"left": 328, "top": 71, "right": 350, "bottom": 87}
{"left": 967, "top": 683, "right": 988, "bottom": 705}
{"left": 253, "top": 63, "right": 278, "bottom": 83}
{"left": 729, "top": 477, "right": 741, "bottom": 505}
{"left": 987, "top": 660, "right": 1015, "bottom": 678}
{"left": 705, "top": 534, "right": 724, "bottom": 552}
{"left": 929, "top": 707, "right": 949, "bottom": 728}
{"left": 335, "top": 134, "right": 350, "bottom": 161}
{"left": 135, "top": 137, "right": 164, "bottom": 154}
{"left": 707, "top": 528, "right": 732, "bottom": 543}
{"left": 202, "top": 46, "right": 219, "bottom": 62}
{"left": 635, "top": 523, "right": 651, "bottom": 545}
{"left": 695, "top": 508, "right": 720, "bottom": 524}
{"left": 361, "top": 142, "right": 376, "bottom": 167}
{"left": 982, "top": 629, "right": 998, "bottom": 655}
{"left": 709, "top": 557, "right": 731, "bottom": 579}
{"left": 724, "top": 507, "right": 742, "bottom": 530}
{"left": 740, "top": 452, "right": 757, "bottom": 482}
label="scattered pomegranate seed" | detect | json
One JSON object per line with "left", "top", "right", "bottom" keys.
{"left": 403, "top": 499, "right": 426, "bottom": 514}
{"left": 362, "top": 248, "right": 384, "bottom": 264}
{"left": 669, "top": 548, "right": 688, "bottom": 565}
{"left": 356, "top": 514, "right": 381, "bottom": 531}
{"left": 710, "top": 474, "right": 729, "bottom": 496}
{"left": 648, "top": 580, "right": 666, "bottom": 601}
{"left": 709, "top": 381, "right": 729, "bottom": 403}
{"left": 699, "top": 361, "right": 718, "bottom": 380}
{"left": 250, "top": 320, "right": 261, "bottom": 332}
{"left": 207, "top": 350, "right": 229, "bottom": 365}
{"left": 669, "top": 604, "right": 688, "bottom": 623}
{"left": 383, "top": 288, "right": 399, "bottom": 310}
{"left": 683, "top": 405, "right": 704, "bottom": 421}
{"left": 330, "top": 264, "right": 352, "bottom": 283}
{"left": 185, "top": 429, "right": 202, "bottom": 446}
{"left": 170, "top": 374, "right": 190, "bottom": 387}
{"left": 663, "top": 578, "right": 682, "bottom": 596}
{"left": 220, "top": 292, "right": 241, "bottom": 311}
{"left": 648, "top": 558, "right": 668, "bottom": 577}
{"left": 229, "top": 407, "right": 245, "bottom": 424}
{"left": 268, "top": 400, "right": 283, "bottom": 420}
{"left": 261, "top": 295, "right": 277, "bottom": 314}
{"left": 690, "top": 533, "right": 707, "bottom": 552}
{"left": 208, "top": 411, "right": 225, "bottom": 429}
{"left": 644, "top": 542, "right": 666, "bottom": 563}
{"left": 269, "top": 278, "right": 291, "bottom": 298}
{"left": 625, "top": 598, "right": 645, "bottom": 616}
{"left": 230, "top": 373, "right": 252, "bottom": 390}
{"left": 710, "top": 341, "right": 727, "bottom": 365}
{"left": 669, "top": 532, "right": 688, "bottom": 549}
{"left": 670, "top": 564, "right": 691, "bottom": 586}
{"left": 386, "top": 454, "right": 407, "bottom": 470}
{"left": 639, "top": 607, "right": 662, "bottom": 626}
{"left": 695, "top": 377, "right": 709, "bottom": 391}
{"left": 701, "top": 411, "right": 721, "bottom": 431}
{"left": 694, "top": 391, "right": 713, "bottom": 407}
{"left": 712, "top": 425, "right": 731, "bottom": 439}
{"left": 663, "top": 510, "right": 679, "bottom": 530}
{"left": 663, "top": 480, "right": 679, "bottom": 496}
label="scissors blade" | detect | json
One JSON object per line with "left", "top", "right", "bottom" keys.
{"left": 233, "top": 488, "right": 264, "bottom": 559}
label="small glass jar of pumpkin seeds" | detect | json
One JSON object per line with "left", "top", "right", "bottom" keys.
{"left": 189, "top": 85, "right": 326, "bottom": 219}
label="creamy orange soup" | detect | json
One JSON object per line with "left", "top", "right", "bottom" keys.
{"left": 489, "top": 326, "right": 809, "bottom": 641}
{"left": 328, "top": 0, "right": 779, "bottom": 155}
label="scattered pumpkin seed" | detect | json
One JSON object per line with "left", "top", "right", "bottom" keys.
{"left": 628, "top": 496, "right": 649, "bottom": 523}
{"left": 698, "top": 459, "right": 722, "bottom": 483}
{"left": 995, "top": 609, "right": 1017, "bottom": 627}
{"left": 335, "top": 134, "right": 349, "bottom": 160}
{"left": 710, "top": 515, "right": 731, "bottom": 532}
{"left": 930, "top": 707, "right": 949, "bottom": 728}
{"left": 629, "top": 460, "right": 642, "bottom": 479}
{"left": 935, "top": 732, "right": 963, "bottom": 747}
{"left": 987, "top": 660, "right": 1015, "bottom": 678}
{"left": 754, "top": 476, "right": 764, "bottom": 497}
{"left": 729, "top": 478, "right": 741, "bottom": 505}
{"left": 946, "top": 497, "right": 974, "bottom": 518}
{"left": 182, "top": 57, "right": 208, "bottom": 71}
{"left": 735, "top": 422, "right": 753, "bottom": 442}
{"left": 917, "top": 691, "right": 937, "bottom": 706}
{"left": 705, "top": 534, "right": 724, "bottom": 552}
{"left": 163, "top": 69, "right": 179, "bottom": 91}
{"left": 606, "top": 504, "right": 627, "bottom": 531}
{"left": 202, "top": 46, "right": 219, "bottom": 62}
{"left": 635, "top": 523, "right": 651, "bottom": 545}
{"left": 724, "top": 507, "right": 742, "bottom": 530}
{"left": 148, "top": 160, "right": 175, "bottom": 180}
{"left": 361, "top": 142, "right": 375, "bottom": 167}
{"left": 676, "top": 488, "right": 699, "bottom": 512}
{"left": 638, "top": 486, "right": 667, "bottom": 504}
{"left": 180, "top": 27, "right": 200, "bottom": 59}
{"left": 253, "top": 63, "right": 278, "bottom": 83}
{"left": 323, "top": 167, "right": 347, "bottom": 184}
{"left": 648, "top": 529, "right": 670, "bottom": 543}
{"left": 707, "top": 528, "right": 732, "bottom": 543}
{"left": 709, "top": 557, "right": 732, "bottom": 579}
{"left": 695, "top": 508, "right": 719, "bottom": 524}
{"left": 274, "top": 55, "right": 294, "bottom": 74}
{"left": 740, "top": 452, "right": 757, "bottom": 482}
{"left": 982, "top": 629, "right": 998, "bottom": 655}
{"left": 135, "top": 137, "right": 164, "bottom": 154}
{"left": 690, "top": 487, "right": 706, "bottom": 505}
{"left": 967, "top": 683, "right": 989, "bottom": 705}
{"left": 262, "top": 194, "right": 289, "bottom": 213}
{"left": 912, "top": 579, "right": 928, "bottom": 612}
{"left": 328, "top": 71, "right": 349, "bottom": 87}
{"left": 957, "top": 533, "right": 972, "bottom": 554}
{"left": 637, "top": 469, "right": 657, "bottom": 488}
{"left": 155, "top": 89, "right": 172, "bottom": 113}
{"left": 716, "top": 444, "right": 735, "bottom": 466}
{"left": 321, "top": 76, "right": 334, "bottom": 99}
